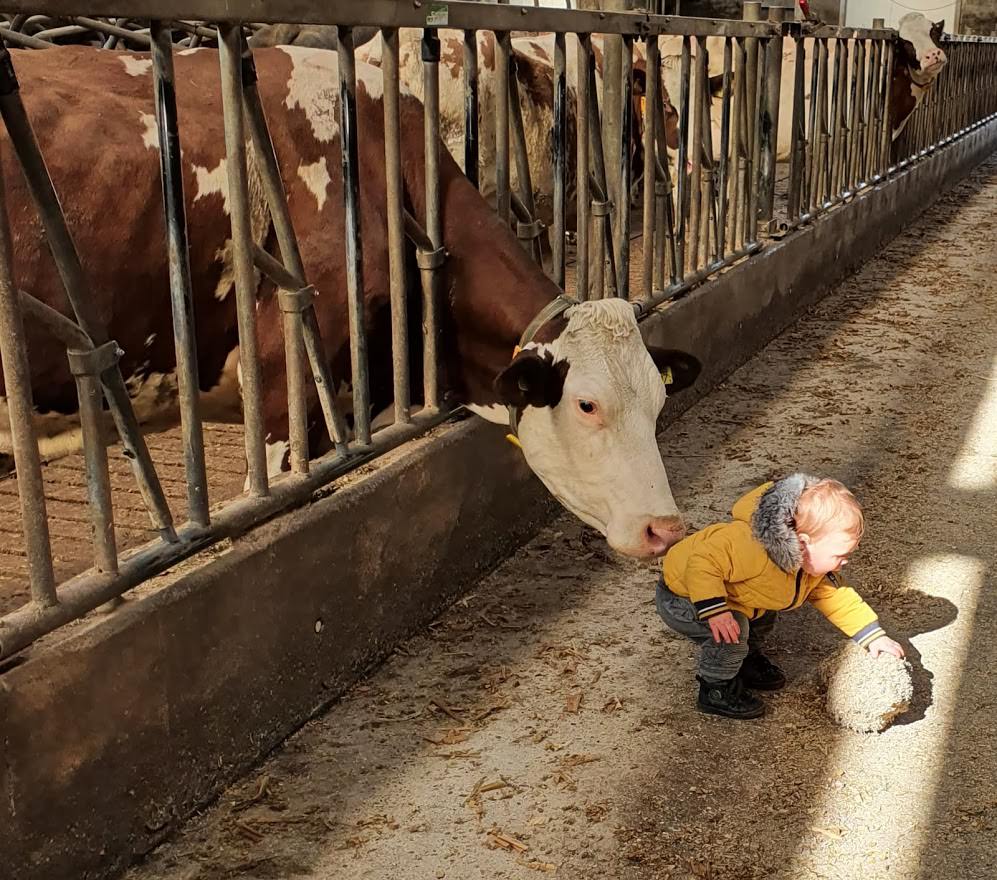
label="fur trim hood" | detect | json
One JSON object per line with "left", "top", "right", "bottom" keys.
{"left": 731, "top": 473, "right": 820, "bottom": 573}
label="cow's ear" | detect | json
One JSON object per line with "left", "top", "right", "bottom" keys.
{"left": 931, "top": 20, "right": 945, "bottom": 39}
{"left": 494, "top": 350, "right": 570, "bottom": 409}
{"left": 646, "top": 347, "right": 701, "bottom": 393}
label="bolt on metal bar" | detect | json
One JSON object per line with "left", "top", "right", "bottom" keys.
{"left": 641, "top": 33, "right": 660, "bottom": 302}
{"left": 616, "top": 34, "right": 633, "bottom": 299}
{"left": 422, "top": 28, "right": 444, "bottom": 413}
{"left": 383, "top": 27, "right": 410, "bottom": 427}
{"left": 336, "top": 25, "right": 372, "bottom": 445}
{"left": 67, "top": 344, "right": 118, "bottom": 575}
{"left": 575, "top": 33, "right": 590, "bottom": 301}
{"left": 463, "top": 29, "right": 479, "bottom": 189}
{"left": 0, "top": 163, "right": 56, "bottom": 605}
{"left": 0, "top": 39, "right": 176, "bottom": 539}
{"left": 495, "top": 29, "right": 511, "bottom": 225}
{"left": 150, "top": 21, "right": 210, "bottom": 522}
{"left": 218, "top": 23, "right": 269, "bottom": 492}
{"left": 552, "top": 31, "right": 566, "bottom": 289}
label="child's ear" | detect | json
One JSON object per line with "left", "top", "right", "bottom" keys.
{"left": 798, "top": 532, "right": 811, "bottom": 547}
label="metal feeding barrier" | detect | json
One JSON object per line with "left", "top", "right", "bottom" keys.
{"left": 0, "top": 0, "right": 994, "bottom": 661}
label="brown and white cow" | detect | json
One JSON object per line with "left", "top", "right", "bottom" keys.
{"left": 0, "top": 45, "right": 700, "bottom": 558}
{"left": 251, "top": 25, "right": 673, "bottom": 228}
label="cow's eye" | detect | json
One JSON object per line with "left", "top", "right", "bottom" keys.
{"left": 578, "top": 400, "right": 597, "bottom": 415}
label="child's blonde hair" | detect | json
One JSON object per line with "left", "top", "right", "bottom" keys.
{"left": 795, "top": 478, "right": 864, "bottom": 540}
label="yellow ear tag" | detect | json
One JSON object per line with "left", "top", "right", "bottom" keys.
{"left": 512, "top": 344, "right": 522, "bottom": 358}
{"left": 661, "top": 366, "right": 674, "bottom": 386}
{"left": 640, "top": 95, "right": 647, "bottom": 119}
{"left": 505, "top": 433, "right": 523, "bottom": 450}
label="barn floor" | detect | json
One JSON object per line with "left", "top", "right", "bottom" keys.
{"left": 121, "top": 151, "right": 997, "bottom": 880}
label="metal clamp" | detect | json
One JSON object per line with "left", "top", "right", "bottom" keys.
{"left": 517, "top": 219, "right": 544, "bottom": 240}
{"left": 277, "top": 284, "right": 316, "bottom": 314}
{"left": 591, "top": 199, "right": 612, "bottom": 217}
{"left": 416, "top": 246, "right": 446, "bottom": 270}
{"left": 66, "top": 340, "right": 123, "bottom": 377}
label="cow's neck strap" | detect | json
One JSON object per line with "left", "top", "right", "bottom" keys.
{"left": 506, "top": 294, "right": 577, "bottom": 447}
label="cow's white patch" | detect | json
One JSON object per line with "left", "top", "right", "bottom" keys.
{"left": 357, "top": 66, "right": 383, "bottom": 101}
{"left": 278, "top": 45, "right": 341, "bottom": 143}
{"left": 297, "top": 158, "right": 331, "bottom": 211}
{"left": 139, "top": 111, "right": 160, "bottom": 152}
{"left": 266, "top": 439, "right": 290, "bottom": 477}
{"left": 193, "top": 159, "right": 230, "bottom": 215}
{"left": 465, "top": 403, "right": 511, "bottom": 425}
{"left": 120, "top": 55, "right": 153, "bottom": 77}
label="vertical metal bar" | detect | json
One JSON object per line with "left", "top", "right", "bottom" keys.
{"left": 335, "top": 26, "right": 372, "bottom": 446}
{"left": 576, "top": 33, "right": 590, "bottom": 301}
{"left": 828, "top": 39, "right": 848, "bottom": 198}
{"left": 716, "top": 37, "right": 733, "bottom": 258}
{"left": 241, "top": 52, "right": 348, "bottom": 458}
{"left": 463, "top": 29, "right": 479, "bottom": 188}
{"left": 687, "top": 37, "right": 705, "bottom": 274}
{"left": 805, "top": 36, "right": 823, "bottom": 210}
{"left": 495, "top": 30, "right": 511, "bottom": 225}
{"left": 675, "top": 35, "right": 691, "bottom": 276}
{"left": 508, "top": 58, "right": 544, "bottom": 263}
{"left": 880, "top": 38, "right": 894, "bottom": 173}
{"left": 641, "top": 33, "right": 659, "bottom": 301}
{"left": 651, "top": 65, "right": 679, "bottom": 284}
{"left": 758, "top": 4, "right": 785, "bottom": 228}
{"left": 0, "top": 42, "right": 175, "bottom": 538}
{"left": 150, "top": 21, "right": 210, "bottom": 520}
{"left": 69, "top": 359, "right": 117, "bottom": 574}
{"left": 747, "top": 38, "right": 767, "bottom": 243}
{"left": 743, "top": 2, "right": 761, "bottom": 174}
{"left": 0, "top": 170, "right": 56, "bottom": 604}
{"left": 588, "top": 57, "right": 618, "bottom": 297}
{"left": 698, "top": 60, "right": 716, "bottom": 269}
{"left": 218, "top": 23, "right": 269, "bottom": 492}
{"left": 384, "top": 27, "right": 410, "bottom": 426}
{"left": 553, "top": 31, "right": 566, "bottom": 289}
{"left": 422, "top": 28, "right": 443, "bottom": 412}
{"left": 728, "top": 35, "right": 745, "bottom": 250}
{"left": 616, "top": 35, "right": 633, "bottom": 299}
{"left": 787, "top": 33, "right": 806, "bottom": 219}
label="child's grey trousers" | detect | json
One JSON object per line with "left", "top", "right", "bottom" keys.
{"left": 656, "top": 578, "right": 777, "bottom": 683}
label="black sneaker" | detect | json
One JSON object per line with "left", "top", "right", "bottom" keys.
{"left": 739, "top": 650, "right": 787, "bottom": 691}
{"left": 696, "top": 675, "right": 765, "bottom": 719}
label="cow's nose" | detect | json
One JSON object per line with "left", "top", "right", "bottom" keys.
{"left": 643, "top": 515, "right": 687, "bottom": 557}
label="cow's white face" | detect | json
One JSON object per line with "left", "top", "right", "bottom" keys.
{"left": 898, "top": 14, "right": 947, "bottom": 86}
{"left": 485, "top": 299, "right": 700, "bottom": 559}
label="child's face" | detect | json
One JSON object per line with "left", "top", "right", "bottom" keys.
{"left": 800, "top": 529, "right": 860, "bottom": 577}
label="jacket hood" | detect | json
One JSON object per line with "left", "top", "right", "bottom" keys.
{"left": 731, "top": 473, "right": 820, "bottom": 573}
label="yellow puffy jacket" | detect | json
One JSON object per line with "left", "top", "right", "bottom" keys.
{"left": 661, "top": 478, "right": 884, "bottom": 647}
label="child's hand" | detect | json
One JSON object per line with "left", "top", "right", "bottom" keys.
{"left": 868, "top": 635, "right": 905, "bottom": 659}
{"left": 708, "top": 611, "right": 741, "bottom": 644}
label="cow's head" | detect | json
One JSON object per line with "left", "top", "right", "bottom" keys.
{"left": 493, "top": 299, "right": 700, "bottom": 558}
{"left": 896, "top": 13, "right": 947, "bottom": 86}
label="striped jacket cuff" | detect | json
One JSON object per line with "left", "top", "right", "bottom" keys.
{"left": 852, "top": 620, "right": 886, "bottom": 649}
{"left": 694, "top": 598, "right": 729, "bottom": 620}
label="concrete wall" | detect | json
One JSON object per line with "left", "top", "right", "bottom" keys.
{"left": 2, "top": 117, "right": 995, "bottom": 880}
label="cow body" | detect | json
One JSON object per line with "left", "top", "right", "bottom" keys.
{"left": 0, "top": 45, "right": 699, "bottom": 557}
